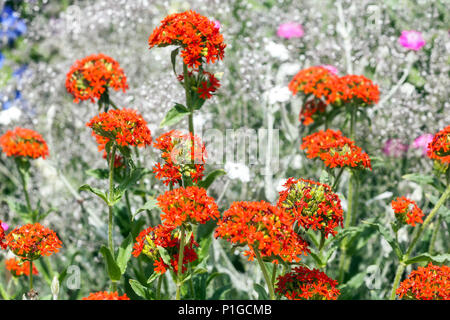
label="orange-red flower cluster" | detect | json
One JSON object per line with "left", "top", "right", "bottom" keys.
{"left": 289, "top": 67, "right": 379, "bottom": 126}
{"left": 215, "top": 201, "right": 310, "bottom": 263}
{"left": 132, "top": 224, "right": 198, "bottom": 274}
{"left": 396, "top": 263, "right": 449, "bottom": 300}
{"left": 301, "top": 129, "right": 372, "bottom": 170}
{"left": 148, "top": 10, "right": 226, "bottom": 69}
{"left": 338, "top": 74, "right": 380, "bottom": 106}
{"left": 427, "top": 125, "right": 450, "bottom": 164}
{"left": 0, "top": 127, "right": 49, "bottom": 159}
{"left": 391, "top": 197, "right": 424, "bottom": 227}
{"left": 5, "top": 258, "right": 39, "bottom": 277}
{"left": 153, "top": 130, "right": 206, "bottom": 186}
{"left": 0, "top": 221, "right": 7, "bottom": 250}
{"left": 5, "top": 223, "right": 62, "bottom": 260}
{"left": 86, "top": 108, "right": 152, "bottom": 149}
{"left": 82, "top": 291, "right": 130, "bottom": 300}
{"left": 66, "top": 53, "right": 128, "bottom": 103}
{"left": 275, "top": 266, "right": 340, "bottom": 300}
{"left": 288, "top": 66, "right": 341, "bottom": 104}
{"left": 277, "top": 178, "right": 344, "bottom": 238}
{"left": 157, "top": 186, "right": 219, "bottom": 227}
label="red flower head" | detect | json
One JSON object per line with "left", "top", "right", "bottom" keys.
{"left": 6, "top": 223, "right": 62, "bottom": 260}
{"left": 289, "top": 66, "right": 341, "bottom": 126}
{"left": 275, "top": 266, "right": 340, "bottom": 300}
{"left": 132, "top": 224, "right": 198, "bottom": 274}
{"left": 0, "top": 221, "right": 7, "bottom": 250}
{"left": 427, "top": 125, "right": 450, "bottom": 165}
{"left": 215, "top": 201, "right": 310, "bottom": 263}
{"left": 86, "top": 108, "right": 152, "bottom": 149}
{"left": 338, "top": 74, "right": 380, "bottom": 106}
{"left": 66, "top": 53, "right": 128, "bottom": 103}
{"left": 301, "top": 129, "right": 372, "bottom": 170}
{"left": 197, "top": 71, "right": 221, "bottom": 100}
{"left": 0, "top": 127, "right": 49, "bottom": 159}
{"left": 277, "top": 178, "right": 344, "bottom": 238}
{"left": 82, "top": 291, "right": 130, "bottom": 300}
{"left": 149, "top": 10, "right": 226, "bottom": 69}
{"left": 157, "top": 186, "right": 219, "bottom": 227}
{"left": 391, "top": 197, "right": 424, "bottom": 227}
{"left": 396, "top": 263, "right": 449, "bottom": 300}
{"left": 5, "top": 258, "right": 39, "bottom": 277}
{"left": 153, "top": 130, "right": 206, "bottom": 186}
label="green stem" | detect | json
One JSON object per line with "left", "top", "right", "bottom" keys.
{"left": 16, "top": 161, "right": 33, "bottom": 220}
{"left": 350, "top": 105, "right": 356, "bottom": 141}
{"left": 108, "top": 145, "right": 117, "bottom": 289}
{"left": 338, "top": 170, "right": 355, "bottom": 282}
{"left": 389, "top": 183, "right": 450, "bottom": 300}
{"left": 254, "top": 249, "right": 275, "bottom": 300}
{"left": 157, "top": 274, "right": 163, "bottom": 300}
{"left": 175, "top": 225, "right": 186, "bottom": 300}
{"left": 332, "top": 167, "right": 345, "bottom": 190}
{"left": 271, "top": 263, "right": 277, "bottom": 289}
{"left": 428, "top": 216, "right": 441, "bottom": 255}
{"left": 29, "top": 261, "right": 33, "bottom": 291}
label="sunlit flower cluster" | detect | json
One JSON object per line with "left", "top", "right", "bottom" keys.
{"left": 391, "top": 197, "right": 424, "bottom": 227}
{"left": 0, "top": 127, "right": 49, "bottom": 159}
{"left": 148, "top": 10, "right": 226, "bottom": 69}
{"left": 153, "top": 130, "right": 206, "bottom": 186}
{"left": 5, "top": 223, "right": 62, "bottom": 261}
{"left": 277, "top": 177, "right": 344, "bottom": 238}
{"left": 82, "top": 291, "right": 130, "bottom": 300}
{"left": 338, "top": 74, "right": 380, "bottom": 106}
{"left": 132, "top": 224, "right": 198, "bottom": 274}
{"left": 427, "top": 125, "right": 450, "bottom": 164}
{"left": 5, "top": 258, "right": 39, "bottom": 277}
{"left": 301, "top": 129, "right": 372, "bottom": 169}
{"left": 396, "top": 263, "right": 449, "bottom": 300}
{"left": 86, "top": 108, "right": 152, "bottom": 149}
{"left": 65, "top": 53, "right": 128, "bottom": 103}
{"left": 215, "top": 201, "right": 310, "bottom": 263}
{"left": 275, "top": 266, "right": 340, "bottom": 300}
{"left": 157, "top": 186, "right": 219, "bottom": 227}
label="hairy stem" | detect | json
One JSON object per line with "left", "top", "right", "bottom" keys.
{"left": 254, "top": 249, "right": 275, "bottom": 300}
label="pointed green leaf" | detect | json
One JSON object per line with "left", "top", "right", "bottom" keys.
{"left": 129, "top": 279, "right": 153, "bottom": 300}
{"left": 170, "top": 48, "right": 180, "bottom": 76}
{"left": 364, "top": 222, "right": 403, "bottom": 260}
{"left": 198, "top": 169, "right": 226, "bottom": 189}
{"left": 79, "top": 184, "right": 108, "bottom": 204}
{"left": 116, "top": 234, "right": 133, "bottom": 275}
{"left": 159, "top": 103, "right": 190, "bottom": 128}
{"left": 133, "top": 198, "right": 158, "bottom": 220}
{"left": 405, "top": 253, "right": 450, "bottom": 265}
{"left": 100, "top": 246, "right": 121, "bottom": 281}
{"left": 253, "top": 284, "right": 269, "bottom": 300}
{"left": 86, "top": 168, "right": 109, "bottom": 180}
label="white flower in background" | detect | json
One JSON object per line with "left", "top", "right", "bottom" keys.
{"left": 0, "top": 106, "right": 22, "bottom": 125}
{"left": 266, "top": 86, "right": 291, "bottom": 105}
{"left": 276, "top": 178, "right": 289, "bottom": 192}
{"left": 224, "top": 162, "right": 250, "bottom": 183}
{"left": 265, "top": 41, "right": 289, "bottom": 60}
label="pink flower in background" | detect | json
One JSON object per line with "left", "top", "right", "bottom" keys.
{"left": 383, "top": 139, "right": 409, "bottom": 158}
{"left": 213, "top": 20, "right": 221, "bottom": 30}
{"left": 398, "top": 31, "right": 425, "bottom": 51}
{"left": 320, "top": 65, "right": 338, "bottom": 75}
{"left": 277, "top": 22, "right": 304, "bottom": 39}
{"left": 1, "top": 222, "right": 8, "bottom": 231}
{"left": 413, "top": 133, "right": 433, "bottom": 155}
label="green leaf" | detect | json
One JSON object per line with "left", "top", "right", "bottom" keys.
{"left": 309, "top": 251, "right": 323, "bottom": 267}
{"left": 364, "top": 222, "right": 403, "bottom": 260}
{"left": 86, "top": 168, "right": 109, "bottom": 180}
{"left": 112, "top": 168, "right": 150, "bottom": 205}
{"left": 319, "top": 169, "right": 331, "bottom": 185}
{"left": 157, "top": 246, "right": 172, "bottom": 266}
{"left": 100, "top": 246, "right": 121, "bottom": 281}
{"left": 5, "top": 198, "right": 31, "bottom": 222}
{"left": 253, "top": 284, "right": 269, "bottom": 300}
{"left": 170, "top": 48, "right": 180, "bottom": 76}
{"left": 159, "top": 103, "right": 190, "bottom": 128}
{"left": 133, "top": 198, "right": 158, "bottom": 220}
{"left": 405, "top": 253, "right": 450, "bottom": 265}
{"left": 79, "top": 184, "right": 108, "bottom": 204}
{"left": 198, "top": 169, "right": 226, "bottom": 189}
{"left": 116, "top": 234, "right": 133, "bottom": 275}
{"left": 129, "top": 279, "right": 153, "bottom": 300}
{"left": 147, "top": 272, "right": 160, "bottom": 285}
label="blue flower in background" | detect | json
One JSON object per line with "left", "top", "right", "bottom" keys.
{"left": 0, "top": 5, "right": 26, "bottom": 45}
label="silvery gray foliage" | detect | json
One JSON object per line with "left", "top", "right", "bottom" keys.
{"left": 0, "top": 0, "right": 448, "bottom": 299}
